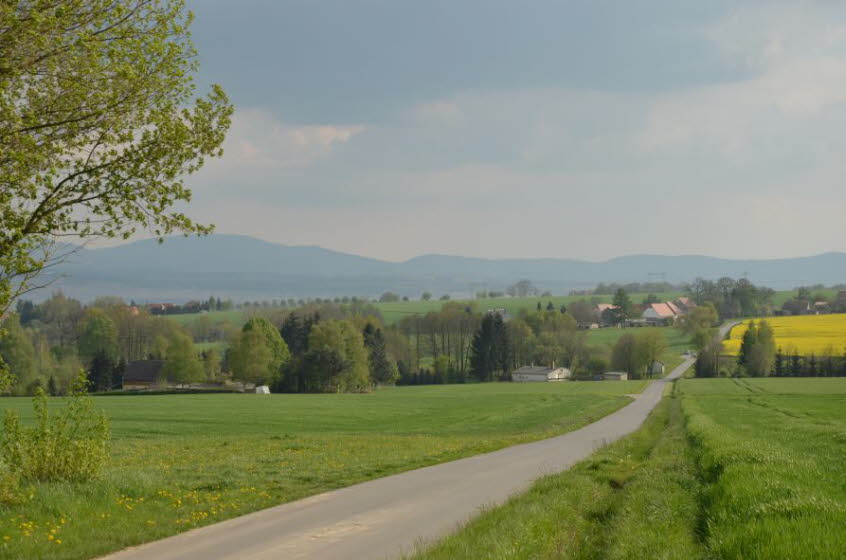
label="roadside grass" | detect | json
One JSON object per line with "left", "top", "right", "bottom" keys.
{"left": 585, "top": 326, "right": 692, "bottom": 371}
{"left": 408, "top": 385, "right": 704, "bottom": 560}
{"left": 0, "top": 381, "right": 645, "bottom": 559}
{"left": 680, "top": 377, "right": 846, "bottom": 559}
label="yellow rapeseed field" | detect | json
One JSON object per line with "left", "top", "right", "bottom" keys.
{"left": 725, "top": 314, "right": 846, "bottom": 356}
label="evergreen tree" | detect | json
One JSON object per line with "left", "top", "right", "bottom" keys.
{"left": 88, "top": 350, "right": 115, "bottom": 392}
{"left": 611, "top": 288, "right": 633, "bottom": 325}
{"left": 469, "top": 314, "right": 510, "bottom": 382}
{"left": 546, "top": 301, "right": 555, "bottom": 311}
{"left": 112, "top": 358, "right": 126, "bottom": 390}
{"left": 470, "top": 315, "right": 497, "bottom": 382}
{"left": 737, "top": 321, "right": 759, "bottom": 366}
{"left": 362, "top": 324, "right": 399, "bottom": 385}
{"left": 774, "top": 350, "right": 784, "bottom": 377}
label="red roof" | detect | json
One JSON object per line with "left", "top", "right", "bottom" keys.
{"left": 645, "top": 303, "right": 677, "bottom": 318}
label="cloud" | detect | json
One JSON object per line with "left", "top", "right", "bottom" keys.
{"left": 212, "top": 108, "right": 364, "bottom": 170}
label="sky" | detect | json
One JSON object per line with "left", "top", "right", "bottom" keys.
{"left": 180, "top": 0, "right": 846, "bottom": 262}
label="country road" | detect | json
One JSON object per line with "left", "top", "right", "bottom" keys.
{"left": 103, "top": 326, "right": 737, "bottom": 560}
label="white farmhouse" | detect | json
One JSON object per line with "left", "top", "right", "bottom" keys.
{"left": 511, "top": 365, "right": 572, "bottom": 382}
{"left": 603, "top": 371, "right": 629, "bottom": 381}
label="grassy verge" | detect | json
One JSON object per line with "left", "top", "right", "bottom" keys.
{"left": 0, "top": 382, "right": 645, "bottom": 559}
{"left": 408, "top": 384, "right": 704, "bottom": 560}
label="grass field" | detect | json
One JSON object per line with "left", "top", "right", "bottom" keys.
{"left": 0, "top": 381, "right": 646, "bottom": 559}
{"left": 585, "top": 326, "right": 692, "bottom": 371}
{"left": 375, "top": 292, "right": 683, "bottom": 324}
{"left": 165, "top": 310, "right": 246, "bottom": 327}
{"left": 724, "top": 314, "right": 846, "bottom": 355}
{"left": 411, "top": 377, "right": 846, "bottom": 560}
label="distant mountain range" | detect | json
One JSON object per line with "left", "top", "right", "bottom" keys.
{"left": 35, "top": 234, "right": 846, "bottom": 303}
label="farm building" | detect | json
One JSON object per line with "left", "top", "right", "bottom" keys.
{"left": 122, "top": 360, "right": 165, "bottom": 390}
{"left": 511, "top": 365, "right": 572, "bottom": 382}
{"left": 603, "top": 371, "right": 628, "bottom": 381}
{"left": 642, "top": 303, "right": 678, "bottom": 324}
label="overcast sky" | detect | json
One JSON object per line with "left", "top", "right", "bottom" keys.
{"left": 181, "top": 0, "right": 846, "bottom": 262}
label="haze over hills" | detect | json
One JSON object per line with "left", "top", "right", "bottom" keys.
{"left": 39, "top": 234, "right": 846, "bottom": 303}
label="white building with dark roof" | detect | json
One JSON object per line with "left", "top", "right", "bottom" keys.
{"left": 511, "top": 365, "right": 572, "bottom": 382}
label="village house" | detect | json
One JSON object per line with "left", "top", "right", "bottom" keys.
{"left": 511, "top": 365, "right": 572, "bottom": 382}
{"left": 603, "top": 371, "right": 628, "bottom": 381}
{"left": 641, "top": 302, "right": 679, "bottom": 325}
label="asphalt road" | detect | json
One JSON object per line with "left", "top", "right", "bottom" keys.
{"left": 103, "top": 352, "right": 707, "bottom": 560}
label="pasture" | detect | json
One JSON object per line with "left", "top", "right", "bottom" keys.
{"left": 0, "top": 381, "right": 645, "bottom": 560}
{"left": 411, "top": 377, "right": 846, "bottom": 560}
{"left": 724, "top": 314, "right": 846, "bottom": 356}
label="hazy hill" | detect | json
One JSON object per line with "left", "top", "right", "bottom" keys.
{"left": 38, "top": 234, "right": 846, "bottom": 302}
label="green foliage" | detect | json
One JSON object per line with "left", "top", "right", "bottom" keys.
{"left": 469, "top": 314, "right": 510, "bottom": 381}
{"left": 1, "top": 372, "right": 109, "bottom": 483}
{"left": 307, "top": 319, "right": 371, "bottom": 392}
{"left": 611, "top": 288, "right": 634, "bottom": 324}
{"left": 162, "top": 332, "right": 204, "bottom": 385}
{"left": 363, "top": 324, "right": 399, "bottom": 385}
{"left": 0, "top": 315, "right": 36, "bottom": 394}
{"left": 230, "top": 318, "right": 291, "bottom": 386}
{"left": 0, "top": 0, "right": 232, "bottom": 316}
{"left": 738, "top": 320, "right": 776, "bottom": 376}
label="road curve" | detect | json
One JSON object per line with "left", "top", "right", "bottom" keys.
{"left": 102, "top": 357, "right": 699, "bottom": 560}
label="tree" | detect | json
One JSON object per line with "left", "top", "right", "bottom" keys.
{"left": 161, "top": 332, "right": 204, "bottom": 386}
{"left": 307, "top": 320, "right": 370, "bottom": 392}
{"left": 379, "top": 292, "right": 400, "bottom": 303}
{"left": 678, "top": 304, "right": 719, "bottom": 335}
{"left": 0, "top": 1, "right": 232, "bottom": 318}
{"left": 507, "top": 280, "right": 538, "bottom": 298}
{"left": 469, "top": 314, "right": 509, "bottom": 381}
{"left": 611, "top": 289, "right": 633, "bottom": 325}
{"left": 737, "top": 321, "right": 758, "bottom": 367}
{"left": 202, "top": 349, "right": 222, "bottom": 382}
{"left": 87, "top": 350, "right": 115, "bottom": 392}
{"left": 229, "top": 328, "right": 275, "bottom": 387}
{"left": 77, "top": 309, "right": 118, "bottom": 366}
{"left": 0, "top": 315, "right": 37, "bottom": 394}
{"left": 637, "top": 330, "right": 667, "bottom": 377}
{"left": 243, "top": 317, "right": 291, "bottom": 374}
{"left": 739, "top": 320, "right": 775, "bottom": 377}
{"left": 610, "top": 333, "right": 648, "bottom": 379}
{"left": 362, "top": 324, "right": 398, "bottom": 385}
{"left": 421, "top": 292, "right": 432, "bottom": 301}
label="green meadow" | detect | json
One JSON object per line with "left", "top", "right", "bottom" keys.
{"left": 0, "top": 381, "right": 645, "bottom": 560}
{"left": 411, "top": 377, "right": 846, "bottom": 560}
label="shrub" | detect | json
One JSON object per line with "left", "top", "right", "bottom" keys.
{"left": 0, "top": 458, "right": 22, "bottom": 505}
{"left": 1, "top": 371, "right": 109, "bottom": 483}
